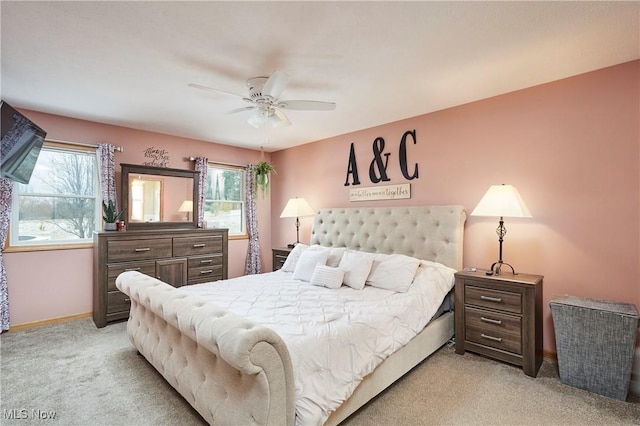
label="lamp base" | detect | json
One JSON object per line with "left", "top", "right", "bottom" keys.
{"left": 489, "top": 260, "right": 517, "bottom": 276}
{"left": 287, "top": 243, "right": 296, "bottom": 249}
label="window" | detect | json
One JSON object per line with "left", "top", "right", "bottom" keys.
{"left": 203, "top": 164, "right": 246, "bottom": 237}
{"left": 8, "top": 143, "right": 100, "bottom": 249}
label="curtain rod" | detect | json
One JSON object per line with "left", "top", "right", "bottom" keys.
{"left": 188, "top": 157, "right": 247, "bottom": 168}
{"left": 46, "top": 138, "right": 123, "bottom": 152}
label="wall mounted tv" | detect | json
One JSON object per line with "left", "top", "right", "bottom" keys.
{"left": 1, "top": 101, "right": 47, "bottom": 184}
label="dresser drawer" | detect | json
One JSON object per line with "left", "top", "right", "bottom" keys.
{"left": 107, "top": 290, "right": 131, "bottom": 314}
{"left": 465, "top": 284, "right": 522, "bottom": 314}
{"left": 188, "top": 265, "right": 223, "bottom": 282}
{"left": 107, "top": 239, "right": 172, "bottom": 262}
{"left": 465, "top": 306, "right": 522, "bottom": 354}
{"left": 107, "top": 261, "right": 156, "bottom": 291}
{"left": 174, "top": 235, "right": 223, "bottom": 257}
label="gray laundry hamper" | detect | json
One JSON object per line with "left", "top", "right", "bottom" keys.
{"left": 550, "top": 295, "right": 639, "bottom": 401}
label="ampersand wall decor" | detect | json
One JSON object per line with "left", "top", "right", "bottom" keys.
{"left": 344, "top": 129, "right": 419, "bottom": 188}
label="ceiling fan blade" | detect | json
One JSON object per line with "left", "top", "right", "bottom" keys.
{"left": 272, "top": 108, "right": 291, "bottom": 127}
{"left": 227, "top": 106, "right": 255, "bottom": 115}
{"left": 278, "top": 100, "right": 336, "bottom": 111}
{"left": 261, "top": 70, "right": 289, "bottom": 100}
{"left": 188, "top": 83, "right": 246, "bottom": 99}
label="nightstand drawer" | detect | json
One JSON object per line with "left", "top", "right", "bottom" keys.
{"left": 465, "top": 285, "right": 522, "bottom": 314}
{"left": 465, "top": 306, "right": 522, "bottom": 354}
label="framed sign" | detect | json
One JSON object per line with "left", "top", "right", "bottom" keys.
{"left": 349, "top": 184, "right": 411, "bottom": 202}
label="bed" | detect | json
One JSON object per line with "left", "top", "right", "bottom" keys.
{"left": 116, "top": 205, "right": 466, "bottom": 425}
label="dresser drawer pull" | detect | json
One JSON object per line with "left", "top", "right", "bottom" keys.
{"left": 200, "top": 259, "right": 213, "bottom": 264}
{"left": 193, "top": 243, "right": 206, "bottom": 248}
{"left": 200, "top": 270, "right": 213, "bottom": 274}
{"left": 134, "top": 248, "right": 151, "bottom": 252}
{"left": 124, "top": 267, "right": 141, "bottom": 272}
{"left": 124, "top": 298, "right": 131, "bottom": 303}
{"left": 480, "top": 317, "right": 502, "bottom": 325}
{"left": 480, "top": 295, "right": 502, "bottom": 303}
{"left": 481, "top": 333, "right": 502, "bottom": 342}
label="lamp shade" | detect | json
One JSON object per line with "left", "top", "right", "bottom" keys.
{"left": 178, "top": 200, "right": 193, "bottom": 212}
{"left": 470, "top": 184, "right": 532, "bottom": 218}
{"left": 280, "top": 198, "right": 315, "bottom": 218}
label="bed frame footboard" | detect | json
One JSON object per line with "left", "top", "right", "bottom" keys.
{"left": 117, "top": 271, "right": 296, "bottom": 426}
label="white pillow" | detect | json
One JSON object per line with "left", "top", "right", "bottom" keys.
{"left": 293, "top": 248, "right": 330, "bottom": 281}
{"left": 338, "top": 250, "right": 374, "bottom": 290}
{"left": 366, "top": 254, "right": 421, "bottom": 292}
{"left": 310, "top": 264, "right": 345, "bottom": 289}
{"left": 280, "top": 244, "right": 309, "bottom": 272}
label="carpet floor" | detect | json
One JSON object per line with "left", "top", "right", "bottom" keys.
{"left": 1, "top": 318, "right": 638, "bottom": 425}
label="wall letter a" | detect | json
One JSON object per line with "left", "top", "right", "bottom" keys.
{"left": 344, "top": 143, "right": 360, "bottom": 186}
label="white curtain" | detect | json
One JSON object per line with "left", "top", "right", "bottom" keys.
{"left": 245, "top": 164, "right": 261, "bottom": 274}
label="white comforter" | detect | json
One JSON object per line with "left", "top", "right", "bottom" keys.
{"left": 182, "top": 260, "right": 455, "bottom": 425}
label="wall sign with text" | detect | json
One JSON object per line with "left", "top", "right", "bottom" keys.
{"left": 344, "top": 129, "right": 418, "bottom": 201}
{"left": 142, "top": 146, "right": 171, "bottom": 167}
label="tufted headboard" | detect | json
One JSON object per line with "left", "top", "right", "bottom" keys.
{"left": 309, "top": 205, "right": 467, "bottom": 271}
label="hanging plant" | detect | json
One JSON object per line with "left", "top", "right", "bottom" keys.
{"left": 253, "top": 160, "right": 277, "bottom": 198}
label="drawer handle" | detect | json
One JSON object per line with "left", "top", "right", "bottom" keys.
{"left": 481, "top": 317, "right": 502, "bottom": 325}
{"left": 124, "top": 298, "right": 131, "bottom": 303}
{"left": 200, "top": 270, "right": 213, "bottom": 274}
{"left": 481, "top": 333, "right": 503, "bottom": 342}
{"left": 193, "top": 243, "right": 206, "bottom": 248}
{"left": 480, "top": 295, "right": 502, "bottom": 303}
{"left": 124, "top": 267, "right": 141, "bottom": 272}
{"left": 200, "top": 259, "right": 213, "bottom": 264}
{"left": 134, "top": 248, "right": 151, "bottom": 252}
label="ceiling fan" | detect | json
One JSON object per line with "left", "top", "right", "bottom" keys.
{"left": 189, "top": 70, "right": 336, "bottom": 129}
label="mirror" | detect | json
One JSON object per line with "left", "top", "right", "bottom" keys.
{"left": 121, "top": 163, "right": 199, "bottom": 230}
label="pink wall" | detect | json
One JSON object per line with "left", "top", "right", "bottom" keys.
{"left": 270, "top": 60, "right": 640, "bottom": 354}
{"left": 5, "top": 112, "right": 271, "bottom": 325}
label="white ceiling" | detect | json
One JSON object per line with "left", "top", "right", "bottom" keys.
{"left": 1, "top": 1, "right": 639, "bottom": 152}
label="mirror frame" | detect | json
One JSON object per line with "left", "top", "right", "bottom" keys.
{"left": 121, "top": 163, "right": 200, "bottom": 230}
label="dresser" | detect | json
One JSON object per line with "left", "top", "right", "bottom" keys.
{"left": 272, "top": 247, "right": 292, "bottom": 271}
{"left": 93, "top": 228, "right": 228, "bottom": 328}
{"left": 454, "top": 270, "right": 543, "bottom": 377}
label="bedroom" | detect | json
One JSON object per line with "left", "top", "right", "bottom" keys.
{"left": 1, "top": 1, "right": 639, "bottom": 424}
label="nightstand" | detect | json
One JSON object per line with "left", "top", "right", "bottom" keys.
{"left": 454, "top": 269, "right": 543, "bottom": 377}
{"left": 272, "top": 247, "right": 292, "bottom": 271}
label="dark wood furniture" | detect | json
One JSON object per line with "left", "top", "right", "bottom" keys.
{"left": 454, "top": 269, "right": 543, "bottom": 377}
{"left": 272, "top": 247, "right": 292, "bottom": 271}
{"left": 93, "top": 228, "right": 228, "bottom": 327}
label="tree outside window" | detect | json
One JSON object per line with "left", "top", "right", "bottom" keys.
{"left": 9, "top": 144, "right": 100, "bottom": 248}
{"left": 203, "top": 164, "right": 246, "bottom": 237}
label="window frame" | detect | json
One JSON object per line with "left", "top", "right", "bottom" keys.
{"left": 204, "top": 162, "right": 248, "bottom": 240}
{"left": 5, "top": 141, "right": 101, "bottom": 252}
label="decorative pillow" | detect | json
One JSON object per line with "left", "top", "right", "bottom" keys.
{"left": 310, "top": 264, "right": 345, "bottom": 289}
{"left": 280, "top": 243, "right": 309, "bottom": 272}
{"left": 326, "top": 247, "right": 346, "bottom": 268}
{"left": 338, "top": 250, "right": 375, "bottom": 290}
{"left": 293, "top": 248, "right": 330, "bottom": 281}
{"left": 366, "top": 253, "right": 421, "bottom": 293}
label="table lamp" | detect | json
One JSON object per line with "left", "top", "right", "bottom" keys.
{"left": 178, "top": 200, "right": 193, "bottom": 221}
{"left": 280, "top": 197, "right": 315, "bottom": 248}
{"left": 471, "top": 184, "right": 532, "bottom": 275}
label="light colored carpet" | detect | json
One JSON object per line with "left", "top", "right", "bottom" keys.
{"left": 1, "top": 318, "right": 638, "bottom": 425}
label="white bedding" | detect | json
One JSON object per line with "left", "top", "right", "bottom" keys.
{"left": 182, "top": 259, "right": 455, "bottom": 425}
